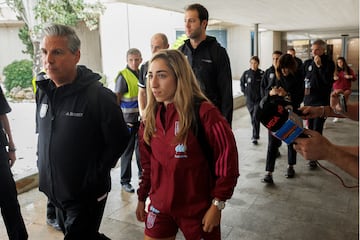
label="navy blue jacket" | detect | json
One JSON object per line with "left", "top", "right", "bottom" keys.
{"left": 240, "top": 68, "right": 264, "bottom": 104}
{"left": 260, "top": 66, "right": 277, "bottom": 98}
{"left": 36, "top": 66, "right": 130, "bottom": 209}
{"left": 303, "top": 55, "right": 335, "bottom": 106}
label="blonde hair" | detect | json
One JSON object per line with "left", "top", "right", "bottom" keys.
{"left": 143, "top": 49, "right": 208, "bottom": 145}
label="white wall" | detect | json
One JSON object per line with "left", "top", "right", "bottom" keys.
{"left": 0, "top": 24, "right": 31, "bottom": 80}
{"left": 99, "top": 4, "right": 290, "bottom": 91}
{"left": 0, "top": 22, "right": 102, "bottom": 81}
{"left": 227, "top": 26, "right": 252, "bottom": 80}
{"left": 99, "top": 2, "right": 183, "bottom": 90}
{"left": 76, "top": 22, "right": 102, "bottom": 72}
{"left": 259, "top": 31, "right": 282, "bottom": 69}
{"left": 1, "top": 3, "right": 283, "bottom": 92}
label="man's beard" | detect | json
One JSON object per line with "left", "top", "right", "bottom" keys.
{"left": 188, "top": 27, "right": 202, "bottom": 39}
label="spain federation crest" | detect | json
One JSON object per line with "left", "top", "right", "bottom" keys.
{"left": 146, "top": 212, "right": 156, "bottom": 229}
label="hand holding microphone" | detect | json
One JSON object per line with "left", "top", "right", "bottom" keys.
{"left": 330, "top": 89, "right": 351, "bottom": 114}
{"left": 270, "top": 86, "right": 287, "bottom": 97}
{"left": 293, "top": 129, "right": 330, "bottom": 161}
{"left": 256, "top": 95, "right": 306, "bottom": 144}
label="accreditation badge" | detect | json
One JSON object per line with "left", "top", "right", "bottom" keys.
{"left": 40, "top": 104, "right": 48, "bottom": 118}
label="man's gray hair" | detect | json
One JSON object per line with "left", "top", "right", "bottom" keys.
{"left": 313, "top": 39, "right": 326, "bottom": 50}
{"left": 126, "top": 48, "right": 142, "bottom": 58}
{"left": 42, "top": 23, "right": 81, "bottom": 53}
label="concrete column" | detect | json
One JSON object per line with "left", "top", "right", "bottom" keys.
{"left": 341, "top": 34, "right": 348, "bottom": 58}
{"left": 254, "top": 23, "right": 259, "bottom": 56}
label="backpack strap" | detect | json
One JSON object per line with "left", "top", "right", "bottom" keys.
{"left": 193, "top": 98, "right": 215, "bottom": 177}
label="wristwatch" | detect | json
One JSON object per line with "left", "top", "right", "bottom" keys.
{"left": 212, "top": 199, "right": 225, "bottom": 210}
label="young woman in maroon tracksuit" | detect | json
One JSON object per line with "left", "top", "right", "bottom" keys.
{"left": 136, "top": 49, "right": 239, "bottom": 240}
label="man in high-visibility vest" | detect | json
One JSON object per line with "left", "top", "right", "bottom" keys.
{"left": 114, "top": 48, "right": 142, "bottom": 193}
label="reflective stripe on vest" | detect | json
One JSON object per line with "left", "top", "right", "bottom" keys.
{"left": 119, "top": 68, "right": 139, "bottom": 114}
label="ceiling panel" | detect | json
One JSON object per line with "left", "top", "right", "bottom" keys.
{"left": 111, "top": 0, "right": 359, "bottom": 31}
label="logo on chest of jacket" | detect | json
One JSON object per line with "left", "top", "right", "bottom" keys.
{"left": 174, "top": 121, "right": 188, "bottom": 158}
{"left": 308, "top": 65, "right": 313, "bottom": 72}
{"left": 65, "top": 112, "right": 84, "bottom": 117}
{"left": 175, "top": 144, "right": 188, "bottom": 158}
{"left": 201, "top": 58, "right": 212, "bottom": 63}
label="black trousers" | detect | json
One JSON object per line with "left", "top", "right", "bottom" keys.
{"left": 246, "top": 101, "right": 260, "bottom": 140}
{"left": 265, "top": 131, "right": 297, "bottom": 172}
{"left": 56, "top": 196, "right": 110, "bottom": 240}
{"left": 307, "top": 117, "right": 326, "bottom": 134}
{"left": 120, "top": 122, "right": 141, "bottom": 184}
{"left": 47, "top": 199, "right": 57, "bottom": 219}
{"left": 0, "top": 147, "right": 28, "bottom": 240}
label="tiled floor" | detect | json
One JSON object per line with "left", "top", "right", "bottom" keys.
{"left": 1, "top": 104, "right": 359, "bottom": 240}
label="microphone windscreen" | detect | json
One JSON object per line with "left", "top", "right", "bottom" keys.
{"left": 256, "top": 96, "right": 289, "bottom": 132}
{"left": 256, "top": 95, "right": 304, "bottom": 144}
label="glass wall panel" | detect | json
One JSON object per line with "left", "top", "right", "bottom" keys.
{"left": 326, "top": 39, "right": 342, "bottom": 62}
{"left": 347, "top": 38, "right": 359, "bottom": 91}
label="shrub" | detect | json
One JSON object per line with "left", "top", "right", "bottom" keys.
{"left": 3, "top": 60, "right": 33, "bottom": 92}
{"left": 172, "top": 34, "right": 188, "bottom": 49}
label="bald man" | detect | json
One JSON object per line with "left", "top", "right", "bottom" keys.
{"left": 138, "top": 33, "right": 169, "bottom": 118}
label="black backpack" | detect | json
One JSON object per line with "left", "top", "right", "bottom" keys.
{"left": 193, "top": 99, "right": 215, "bottom": 177}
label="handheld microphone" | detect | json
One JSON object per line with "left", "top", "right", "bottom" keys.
{"left": 338, "top": 93, "right": 347, "bottom": 113}
{"left": 256, "top": 96, "right": 305, "bottom": 144}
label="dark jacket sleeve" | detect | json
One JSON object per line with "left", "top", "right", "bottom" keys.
{"left": 201, "top": 103, "right": 239, "bottom": 201}
{"left": 285, "top": 74, "right": 304, "bottom": 108}
{"left": 261, "top": 69, "right": 272, "bottom": 98}
{"left": 311, "top": 63, "right": 334, "bottom": 90}
{"left": 138, "top": 62, "right": 148, "bottom": 88}
{"left": 98, "top": 87, "right": 130, "bottom": 171}
{"left": 240, "top": 71, "right": 246, "bottom": 94}
{"left": 216, "top": 47, "right": 233, "bottom": 126}
{"left": 305, "top": 56, "right": 335, "bottom": 91}
{"left": 137, "top": 122, "right": 152, "bottom": 201}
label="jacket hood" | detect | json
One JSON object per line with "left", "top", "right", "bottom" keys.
{"left": 73, "top": 65, "right": 101, "bottom": 89}
{"left": 184, "top": 35, "right": 218, "bottom": 49}
{"left": 36, "top": 65, "right": 101, "bottom": 96}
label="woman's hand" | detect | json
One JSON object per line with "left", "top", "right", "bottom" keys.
{"left": 269, "top": 87, "right": 287, "bottom": 97}
{"left": 8, "top": 151, "right": 16, "bottom": 167}
{"left": 276, "top": 87, "right": 287, "bottom": 97}
{"left": 202, "top": 204, "right": 221, "bottom": 233}
{"left": 135, "top": 201, "right": 146, "bottom": 222}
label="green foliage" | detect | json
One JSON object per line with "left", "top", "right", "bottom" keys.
{"left": 18, "top": 25, "right": 34, "bottom": 57}
{"left": 6, "top": 0, "right": 106, "bottom": 59}
{"left": 34, "top": 0, "right": 105, "bottom": 30}
{"left": 172, "top": 34, "right": 188, "bottom": 49}
{"left": 2, "top": 60, "right": 33, "bottom": 92}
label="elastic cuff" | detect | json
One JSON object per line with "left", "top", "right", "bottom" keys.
{"left": 8, "top": 147, "right": 16, "bottom": 152}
